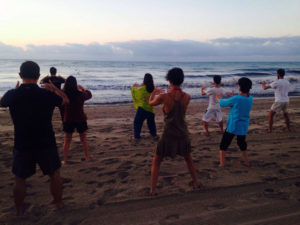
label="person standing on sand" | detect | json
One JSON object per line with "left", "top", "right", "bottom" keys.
{"left": 149, "top": 68, "right": 199, "bottom": 195}
{"left": 261, "top": 69, "right": 291, "bottom": 132}
{"left": 131, "top": 73, "right": 160, "bottom": 141}
{"left": 40, "top": 67, "right": 66, "bottom": 121}
{"left": 217, "top": 77, "right": 253, "bottom": 167}
{"left": 62, "top": 76, "right": 92, "bottom": 165}
{"left": 0, "top": 61, "right": 69, "bottom": 215}
{"left": 201, "top": 75, "right": 233, "bottom": 136}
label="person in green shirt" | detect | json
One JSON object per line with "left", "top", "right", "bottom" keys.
{"left": 131, "top": 73, "right": 160, "bottom": 140}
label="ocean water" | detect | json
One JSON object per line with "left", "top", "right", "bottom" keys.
{"left": 0, "top": 59, "right": 300, "bottom": 104}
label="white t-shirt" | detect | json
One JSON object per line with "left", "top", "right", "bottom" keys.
{"left": 205, "top": 87, "right": 226, "bottom": 109}
{"left": 270, "top": 79, "right": 290, "bottom": 102}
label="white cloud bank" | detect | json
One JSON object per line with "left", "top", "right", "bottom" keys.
{"left": 1, "top": 37, "right": 300, "bottom": 61}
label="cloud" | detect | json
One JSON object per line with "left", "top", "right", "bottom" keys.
{"left": 1, "top": 36, "right": 300, "bottom": 61}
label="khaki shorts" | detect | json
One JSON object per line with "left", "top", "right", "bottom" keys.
{"left": 202, "top": 108, "right": 223, "bottom": 122}
{"left": 271, "top": 102, "right": 288, "bottom": 113}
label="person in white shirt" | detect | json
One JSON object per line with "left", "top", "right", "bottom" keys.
{"left": 201, "top": 75, "right": 232, "bottom": 136}
{"left": 262, "top": 69, "right": 290, "bottom": 132}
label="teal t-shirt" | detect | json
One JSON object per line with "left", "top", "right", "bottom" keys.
{"left": 219, "top": 95, "right": 253, "bottom": 135}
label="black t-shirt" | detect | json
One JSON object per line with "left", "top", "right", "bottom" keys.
{"left": 0, "top": 84, "right": 62, "bottom": 151}
{"left": 41, "top": 76, "right": 65, "bottom": 89}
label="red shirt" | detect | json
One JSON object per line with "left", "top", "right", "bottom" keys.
{"left": 63, "top": 90, "right": 92, "bottom": 122}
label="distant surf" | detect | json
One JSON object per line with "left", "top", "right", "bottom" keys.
{"left": 0, "top": 60, "right": 299, "bottom": 104}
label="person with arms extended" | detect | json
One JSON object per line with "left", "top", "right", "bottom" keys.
{"left": 149, "top": 68, "right": 199, "bottom": 195}
{"left": 218, "top": 77, "right": 253, "bottom": 167}
{"left": 201, "top": 75, "right": 233, "bottom": 135}
{"left": 40, "top": 67, "right": 66, "bottom": 121}
{"left": 0, "top": 61, "right": 69, "bottom": 216}
{"left": 62, "top": 76, "right": 92, "bottom": 164}
{"left": 131, "top": 73, "right": 159, "bottom": 141}
{"left": 261, "top": 69, "right": 290, "bottom": 132}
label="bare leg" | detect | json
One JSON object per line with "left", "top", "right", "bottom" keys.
{"left": 150, "top": 154, "right": 162, "bottom": 195}
{"left": 219, "top": 150, "right": 226, "bottom": 167}
{"left": 184, "top": 154, "right": 199, "bottom": 189}
{"left": 241, "top": 151, "right": 249, "bottom": 166}
{"left": 62, "top": 133, "right": 72, "bottom": 164}
{"left": 13, "top": 176, "right": 26, "bottom": 216}
{"left": 202, "top": 121, "right": 210, "bottom": 136}
{"left": 218, "top": 121, "right": 224, "bottom": 134}
{"left": 49, "top": 170, "right": 63, "bottom": 210}
{"left": 283, "top": 112, "right": 290, "bottom": 131}
{"left": 268, "top": 110, "right": 276, "bottom": 132}
{"left": 79, "top": 132, "right": 90, "bottom": 161}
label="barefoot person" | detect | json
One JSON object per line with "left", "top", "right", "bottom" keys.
{"left": 201, "top": 75, "right": 233, "bottom": 135}
{"left": 218, "top": 77, "right": 253, "bottom": 167}
{"left": 261, "top": 69, "right": 290, "bottom": 132}
{"left": 40, "top": 67, "right": 66, "bottom": 121}
{"left": 0, "top": 61, "right": 68, "bottom": 215}
{"left": 62, "top": 76, "right": 92, "bottom": 164}
{"left": 131, "top": 73, "right": 158, "bottom": 140}
{"left": 149, "top": 67, "right": 199, "bottom": 195}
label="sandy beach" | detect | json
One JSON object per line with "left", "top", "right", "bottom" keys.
{"left": 0, "top": 97, "right": 300, "bottom": 225}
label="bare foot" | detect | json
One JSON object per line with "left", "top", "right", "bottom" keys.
{"left": 218, "top": 164, "right": 225, "bottom": 168}
{"left": 61, "top": 160, "right": 67, "bottom": 165}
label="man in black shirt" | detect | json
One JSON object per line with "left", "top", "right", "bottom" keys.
{"left": 0, "top": 61, "right": 69, "bottom": 216}
{"left": 40, "top": 67, "right": 66, "bottom": 121}
{"left": 40, "top": 67, "right": 65, "bottom": 89}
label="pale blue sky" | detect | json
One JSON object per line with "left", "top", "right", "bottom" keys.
{"left": 1, "top": 0, "right": 300, "bottom": 46}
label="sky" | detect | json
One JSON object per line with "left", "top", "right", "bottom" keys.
{"left": 1, "top": 0, "right": 300, "bottom": 61}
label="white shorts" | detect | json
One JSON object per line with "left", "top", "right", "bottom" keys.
{"left": 202, "top": 108, "right": 223, "bottom": 122}
{"left": 271, "top": 102, "right": 288, "bottom": 113}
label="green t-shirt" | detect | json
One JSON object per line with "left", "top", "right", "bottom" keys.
{"left": 131, "top": 85, "right": 154, "bottom": 113}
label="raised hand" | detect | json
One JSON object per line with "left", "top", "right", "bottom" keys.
{"left": 15, "top": 81, "right": 20, "bottom": 89}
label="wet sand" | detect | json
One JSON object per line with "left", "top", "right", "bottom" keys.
{"left": 0, "top": 97, "right": 300, "bottom": 225}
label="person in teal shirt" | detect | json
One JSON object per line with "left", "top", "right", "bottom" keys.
{"left": 131, "top": 73, "right": 159, "bottom": 140}
{"left": 218, "top": 77, "right": 253, "bottom": 167}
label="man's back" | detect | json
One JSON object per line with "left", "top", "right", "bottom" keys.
{"left": 1, "top": 84, "right": 62, "bottom": 150}
{"left": 42, "top": 76, "right": 65, "bottom": 89}
{"left": 270, "top": 79, "right": 290, "bottom": 102}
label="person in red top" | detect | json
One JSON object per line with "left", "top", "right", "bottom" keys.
{"left": 62, "top": 76, "right": 92, "bottom": 164}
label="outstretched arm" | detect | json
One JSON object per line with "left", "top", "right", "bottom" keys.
{"left": 261, "top": 81, "right": 271, "bottom": 90}
{"left": 44, "top": 81, "right": 69, "bottom": 105}
{"left": 149, "top": 88, "right": 164, "bottom": 106}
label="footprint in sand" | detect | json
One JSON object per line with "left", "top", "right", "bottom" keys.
{"left": 118, "top": 171, "right": 129, "bottom": 179}
{"left": 62, "top": 178, "right": 72, "bottom": 184}
{"left": 85, "top": 181, "right": 97, "bottom": 185}
{"left": 207, "top": 203, "right": 226, "bottom": 211}
{"left": 286, "top": 164, "right": 300, "bottom": 169}
{"left": 261, "top": 176, "right": 278, "bottom": 182}
{"left": 102, "top": 158, "right": 120, "bottom": 165}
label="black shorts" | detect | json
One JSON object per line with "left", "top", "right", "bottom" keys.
{"left": 220, "top": 131, "right": 247, "bottom": 151}
{"left": 63, "top": 121, "right": 88, "bottom": 134}
{"left": 13, "top": 147, "right": 61, "bottom": 179}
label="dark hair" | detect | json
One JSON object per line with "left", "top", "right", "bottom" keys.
{"left": 143, "top": 73, "right": 154, "bottom": 93}
{"left": 20, "top": 61, "right": 40, "bottom": 80}
{"left": 166, "top": 67, "right": 184, "bottom": 86}
{"left": 213, "top": 75, "right": 221, "bottom": 84}
{"left": 238, "top": 77, "right": 252, "bottom": 94}
{"left": 277, "top": 68, "right": 285, "bottom": 77}
{"left": 64, "top": 76, "right": 80, "bottom": 99}
{"left": 50, "top": 67, "right": 57, "bottom": 75}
